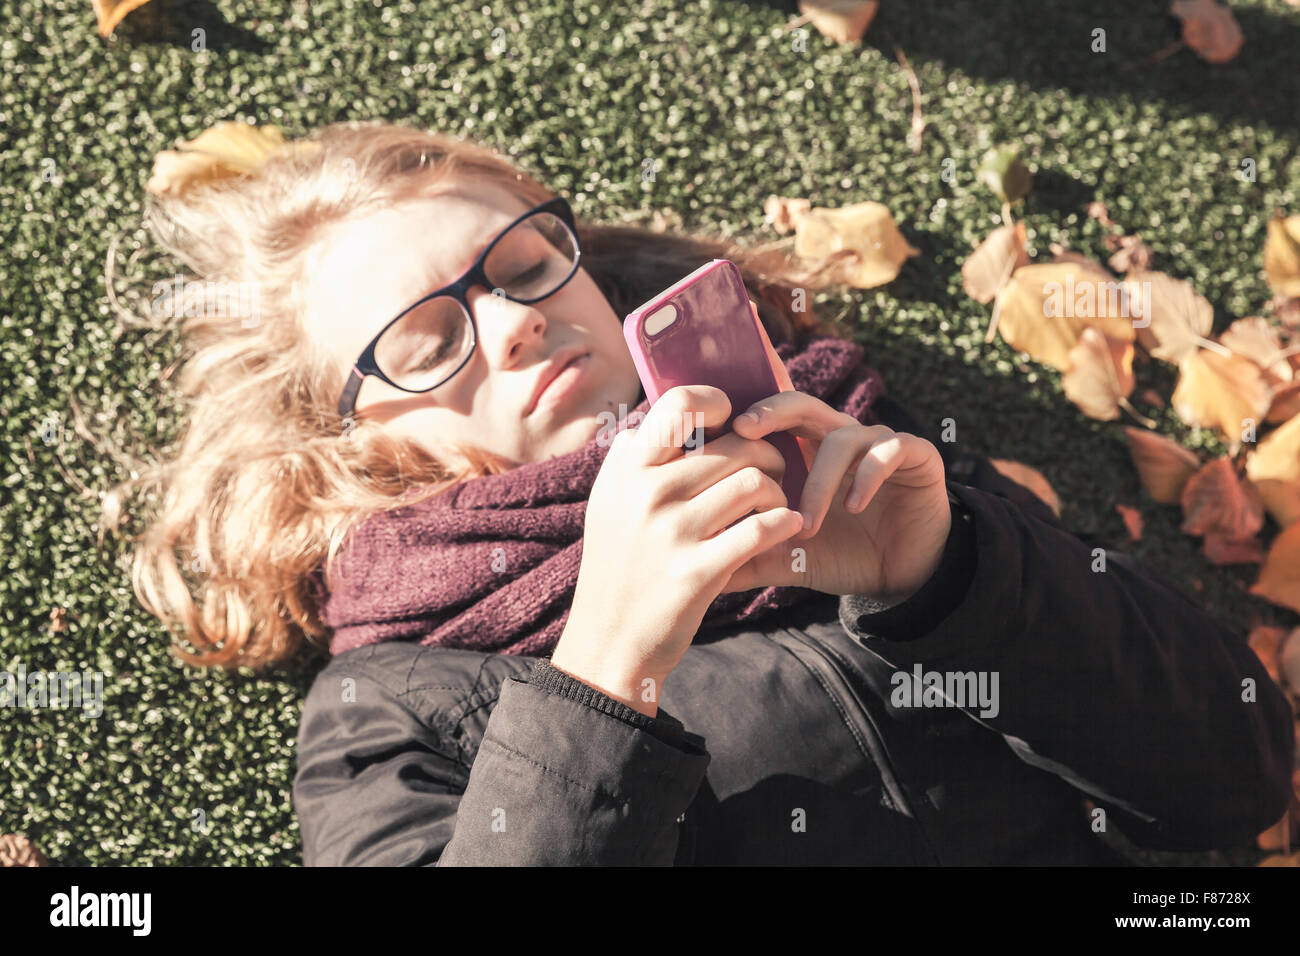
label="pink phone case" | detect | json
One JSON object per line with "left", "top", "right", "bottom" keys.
{"left": 624, "top": 258, "right": 813, "bottom": 512}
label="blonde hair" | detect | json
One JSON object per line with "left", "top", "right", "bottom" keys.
{"left": 99, "top": 120, "right": 848, "bottom": 671}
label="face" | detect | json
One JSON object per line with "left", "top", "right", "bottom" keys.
{"left": 302, "top": 177, "right": 643, "bottom": 468}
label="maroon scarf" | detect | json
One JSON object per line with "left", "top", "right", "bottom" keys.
{"left": 318, "top": 335, "right": 886, "bottom": 657}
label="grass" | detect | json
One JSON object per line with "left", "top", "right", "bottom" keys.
{"left": 2, "top": 0, "right": 1298, "bottom": 865}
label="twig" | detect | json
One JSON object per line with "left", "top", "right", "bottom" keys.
{"left": 1144, "top": 39, "right": 1185, "bottom": 65}
{"left": 893, "top": 43, "right": 926, "bottom": 155}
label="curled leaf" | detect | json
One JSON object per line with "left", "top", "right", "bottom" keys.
{"left": 1263, "top": 213, "right": 1300, "bottom": 299}
{"left": 797, "top": 0, "right": 879, "bottom": 45}
{"left": 1127, "top": 269, "right": 1214, "bottom": 365}
{"left": 1170, "top": 0, "right": 1244, "bottom": 64}
{"left": 1125, "top": 426, "right": 1201, "bottom": 505}
{"left": 792, "top": 202, "right": 919, "bottom": 289}
{"left": 764, "top": 196, "right": 812, "bottom": 235}
{"left": 1171, "top": 348, "right": 1272, "bottom": 455}
{"left": 962, "top": 222, "right": 1029, "bottom": 304}
{"left": 1245, "top": 412, "right": 1300, "bottom": 528}
{"left": 992, "top": 262, "right": 1137, "bottom": 372}
{"left": 977, "top": 145, "right": 1033, "bottom": 205}
{"left": 1063, "top": 326, "right": 1135, "bottom": 421}
{"left": 989, "top": 459, "right": 1061, "bottom": 517}
{"left": 1105, "top": 234, "right": 1154, "bottom": 274}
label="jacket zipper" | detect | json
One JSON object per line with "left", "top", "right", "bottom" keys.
{"left": 779, "top": 627, "right": 944, "bottom": 865}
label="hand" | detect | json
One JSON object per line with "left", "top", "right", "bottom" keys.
{"left": 721, "top": 389, "right": 951, "bottom": 603}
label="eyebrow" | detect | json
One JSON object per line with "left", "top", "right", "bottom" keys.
{"left": 418, "top": 208, "right": 523, "bottom": 294}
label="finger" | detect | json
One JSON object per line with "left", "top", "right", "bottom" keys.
{"left": 844, "top": 432, "right": 944, "bottom": 514}
{"left": 797, "top": 425, "right": 899, "bottom": 537}
{"left": 699, "top": 506, "right": 803, "bottom": 584}
{"left": 684, "top": 466, "right": 788, "bottom": 539}
{"left": 657, "top": 430, "right": 786, "bottom": 503}
{"left": 629, "top": 384, "right": 732, "bottom": 466}
{"left": 732, "top": 389, "right": 858, "bottom": 444}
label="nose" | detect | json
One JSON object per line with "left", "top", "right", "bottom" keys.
{"left": 466, "top": 285, "right": 549, "bottom": 369}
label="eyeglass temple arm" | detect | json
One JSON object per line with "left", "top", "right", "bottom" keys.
{"left": 338, "top": 366, "right": 364, "bottom": 419}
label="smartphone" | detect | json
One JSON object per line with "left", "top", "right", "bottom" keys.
{"left": 623, "top": 258, "right": 812, "bottom": 512}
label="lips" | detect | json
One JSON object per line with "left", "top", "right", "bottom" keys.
{"left": 526, "top": 348, "right": 588, "bottom": 416}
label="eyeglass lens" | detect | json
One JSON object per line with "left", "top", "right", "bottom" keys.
{"left": 374, "top": 211, "right": 578, "bottom": 391}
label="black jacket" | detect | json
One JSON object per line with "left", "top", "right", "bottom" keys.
{"left": 292, "top": 394, "right": 1295, "bottom": 865}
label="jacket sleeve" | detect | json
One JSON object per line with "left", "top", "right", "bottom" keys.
{"left": 840, "top": 393, "right": 1296, "bottom": 850}
{"left": 294, "top": 656, "right": 709, "bottom": 866}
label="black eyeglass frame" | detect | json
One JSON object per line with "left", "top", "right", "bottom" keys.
{"left": 336, "top": 195, "right": 581, "bottom": 419}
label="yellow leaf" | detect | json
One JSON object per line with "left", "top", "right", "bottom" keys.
{"left": 1220, "top": 316, "right": 1292, "bottom": 383}
{"left": 961, "top": 222, "right": 1029, "bottom": 305}
{"left": 1170, "top": 0, "right": 1244, "bottom": 64}
{"left": 1245, "top": 412, "right": 1300, "bottom": 528}
{"left": 1124, "top": 426, "right": 1201, "bottom": 505}
{"left": 1062, "top": 326, "right": 1134, "bottom": 421}
{"left": 792, "top": 202, "right": 919, "bottom": 289}
{"left": 145, "top": 122, "right": 304, "bottom": 197}
{"left": 797, "top": 0, "right": 879, "bottom": 45}
{"left": 1171, "top": 348, "right": 1272, "bottom": 455}
{"left": 1263, "top": 213, "right": 1300, "bottom": 298}
{"left": 992, "top": 262, "right": 1137, "bottom": 372}
{"left": 989, "top": 459, "right": 1060, "bottom": 517}
{"left": 1127, "top": 269, "right": 1214, "bottom": 365}
{"left": 1251, "top": 521, "right": 1300, "bottom": 614}
{"left": 92, "top": 0, "right": 152, "bottom": 37}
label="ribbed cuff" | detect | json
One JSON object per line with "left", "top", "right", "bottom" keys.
{"left": 527, "top": 657, "right": 694, "bottom": 751}
{"left": 840, "top": 489, "right": 978, "bottom": 642}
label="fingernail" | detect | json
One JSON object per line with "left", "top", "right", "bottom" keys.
{"left": 735, "top": 412, "right": 757, "bottom": 426}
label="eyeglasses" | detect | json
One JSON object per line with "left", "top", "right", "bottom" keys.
{"left": 336, "top": 195, "right": 582, "bottom": 419}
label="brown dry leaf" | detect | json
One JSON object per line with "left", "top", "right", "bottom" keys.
{"left": 1220, "top": 317, "right": 1293, "bottom": 384}
{"left": 1250, "top": 521, "right": 1300, "bottom": 613}
{"left": 1266, "top": 379, "right": 1300, "bottom": 424}
{"left": 1281, "top": 629, "right": 1300, "bottom": 690}
{"left": 1125, "top": 427, "right": 1201, "bottom": 504}
{"left": 1170, "top": 0, "right": 1244, "bottom": 64}
{"left": 145, "top": 122, "right": 306, "bottom": 197}
{"left": 1063, "top": 326, "right": 1135, "bottom": 421}
{"left": 1171, "top": 348, "right": 1272, "bottom": 454}
{"left": 792, "top": 202, "right": 920, "bottom": 289}
{"left": 1115, "top": 504, "right": 1144, "bottom": 541}
{"left": 797, "top": 0, "right": 879, "bottom": 45}
{"left": 1247, "top": 625, "right": 1289, "bottom": 683}
{"left": 1259, "top": 852, "right": 1300, "bottom": 866}
{"left": 92, "top": 0, "right": 152, "bottom": 36}
{"left": 1128, "top": 269, "right": 1214, "bottom": 364}
{"left": 764, "top": 196, "right": 811, "bottom": 236}
{"left": 962, "top": 223, "right": 1029, "bottom": 304}
{"left": 1263, "top": 213, "right": 1300, "bottom": 299}
{"left": 991, "top": 262, "right": 1138, "bottom": 372}
{"left": 989, "top": 459, "right": 1061, "bottom": 517}
{"left": 1105, "top": 235, "right": 1154, "bottom": 274}
{"left": 1086, "top": 202, "right": 1116, "bottom": 228}
{"left": 1274, "top": 293, "right": 1300, "bottom": 332}
{"left": 1180, "top": 457, "right": 1264, "bottom": 566}
{"left": 1140, "top": 388, "right": 1167, "bottom": 410}
{"left": 1245, "top": 412, "right": 1300, "bottom": 528}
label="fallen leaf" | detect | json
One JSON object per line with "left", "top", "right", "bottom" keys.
{"left": 1220, "top": 317, "right": 1293, "bottom": 384}
{"left": 1265, "top": 379, "right": 1300, "bottom": 424}
{"left": 1106, "top": 234, "right": 1154, "bottom": 274}
{"left": 1125, "top": 427, "right": 1201, "bottom": 504}
{"left": 1127, "top": 269, "right": 1214, "bottom": 364}
{"left": 1250, "top": 521, "right": 1300, "bottom": 614}
{"left": 1140, "top": 388, "right": 1167, "bottom": 409}
{"left": 991, "top": 262, "right": 1137, "bottom": 372}
{"left": 989, "top": 459, "right": 1061, "bottom": 516}
{"left": 1063, "top": 326, "right": 1135, "bottom": 421}
{"left": 145, "top": 122, "right": 301, "bottom": 197}
{"left": 1171, "top": 348, "right": 1272, "bottom": 454}
{"left": 1245, "top": 412, "right": 1300, "bottom": 528}
{"left": 1203, "top": 531, "right": 1264, "bottom": 564}
{"left": 1258, "top": 852, "right": 1300, "bottom": 866}
{"left": 977, "top": 145, "right": 1033, "bottom": 205}
{"left": 1263, "top": 213, "right": 1300, "bottom": 299}
{"left": 792, "top": 202, "right": 919, "bottom": 289}
{"left": 1281, "top": 630, "right": 1300, "bottom": 690}
{"left": 797, "top": 0, "right": 879, "bottom": 45}
{"left": 0, "top": 834, "right": 47, "bottom": 867}
{"left": 1086, "top": 202, "right": 1116, "bottom": 228}
{"left": 1247, "top": 625, "right": 1289, "bottom": 683}
{"left": 1115, "top": 504, "right": 1144, "bottom": 541}
{"left": 92, "top": 0, "right": 152, "bottom": 36}
{"left": 1170, "top": 0, "right": 1244, "bottom": 64}
{"left": 1180, "top": 458, "right": 1264, "bottom": 552}
{"left": 962, "top": 222, "right": 1029, "bottom": 304}
{"left": 764, "top": 196, "right": 811, "bottom": 235}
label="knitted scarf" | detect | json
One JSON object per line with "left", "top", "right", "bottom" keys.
{"left": 318, "top": 335, "right": 887, "bottom": 658}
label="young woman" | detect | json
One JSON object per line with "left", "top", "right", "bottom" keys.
{"left": 105, "top": 121, "right": 1294, "bottom": 866}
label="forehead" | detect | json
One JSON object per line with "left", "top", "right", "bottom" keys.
{"left": 304, "top": 178, "right": 536, "bottom": 362}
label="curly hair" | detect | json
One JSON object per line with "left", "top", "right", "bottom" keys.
{"left": 98, "top": 120, "right": 853, "bottom": 671}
